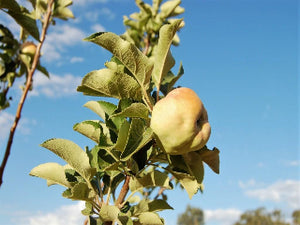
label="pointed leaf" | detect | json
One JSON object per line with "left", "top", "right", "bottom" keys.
{"left": 138, "top": 212, "right": 163, "bottom": 225}
{"left": 152, "top": 19, "right": 183, "bottom": 90}
{"left": 148, "top": 199, "right": 173, "bottom": 212}
{"left": 111, "top": 103, "right": 149, "bottom": 120}
{"left": 170, "top": 170, "right": 200, "bottom": 199}
{"left": 84, "top": 32, "right": 153, "bottom": 88}
{"left": 29, "top": 163, "right": 72, "bottom": 188}
{"left": 121, "top": 119, "right": 153, "bottom": 161}
{"left": 99, "top": 204, "right": 120, "bottom": 222}
{"left": 77, "top": 68, "right": 142, "bottom": 100}
{"left": 115, "top": 120, "right": 130, "bottom": 151}
{"left": 40, "top": 138, "right": 96, "bottom": 180}
{"left": 160, "top": 0, "right": 181, "bottom": 18}
{"left": 199, "top": 147, "right": 220, "bottom": 174}
{"left": 73, "top": 120, "right": 101, "bottom": 143}
{"left": 62, "top": 182, "right": 96, "bottom": 200}
{"left": 183, "top": 152, "right": 204, "bottom": 184}
{"left": 7, "top": 10, "right": 40, "bottom": 41}
{"left": 84, "top": 101, "right": 117, "bottom": 120}
{"left": 129, "top": 170, "right": 172, "bottom": 192}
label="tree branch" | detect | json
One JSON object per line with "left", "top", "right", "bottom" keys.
{"left": 0, "top": 0, "right": 55, "bottom": 187}
{"left": 115, "top": 175, "right": 131, "bottom": 207}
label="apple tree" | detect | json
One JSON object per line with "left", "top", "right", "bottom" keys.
{"left": 30, "top": 0, "right": 220, "bottom": 224}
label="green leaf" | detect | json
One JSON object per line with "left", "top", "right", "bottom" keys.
{"left": 183, "top": 152, "right": 204, "bottom": 184}
{"left": 53, "top": 6, "right": 74, "bottom": 20}
{"left": 77, "top": 68, "right": 142, "bottom": 101}
{"left": 129, "top": 170, "right": 172, "bottom": 192}
{"left": 152, "top": 19, "right": 183, "bottom": 91}
{"left": 138, "top": 212, "right": 163, "bottom": 225}
{"left": 111, "top": 103, "right": 149, "bottom": 120}
{"left": 160, "top": 62, "right": 184, "bottom": 95}
{"left": 29, "top": 162, "right": 72, "bottom": 188}
{"left": 159, "top": 0, "right": 181, "bottom": 18}
{"left": 148, "top": 199, "right": 173, "bottom": 212}
{"left": 115, "top": 120, "right": 130, "bottom": 152}
{"left": 40, "top": 138, "right": 96, "bottom": 181}
{"left": 84, "top": 32, "right": 153, "bottom": 89}
{"left": 133, "top": 199, "right": 173, "bottom": 216}
{"left": 198, "top": 147, "right": 220, "bottom": 174}
{"left": 84, "top": 101, "right": 117, "bottom": 120}
{"left": 121, "top": 119, "right": 153, "bottom": 161}
{"left": 118, "top": 213, "right": 133, "bottom": 225}
{"left": 0, "top": 0, "right": 20, "bottom": 11}
{"left": 7, "top": 10, "right": 40, "bottom": 41}
{"left": 73, "top": 120, "right": 112, "bottom": 145}
{"left": 81, "top": 202, "right": 94, "bottom": 216}
{"left": 170, "top": 170, "right": 200, "bottom": 199}
{"left": 62, "top": 182, "right": 96, "bottom": 201}
{"left": 99, "top": 204, "right": 120, "bottom": 222}
{"left": 37, "top": 64, "right": 49, "bottom": 78}
{"left": 73, "top": 120, "right": 101, "bottom": 143}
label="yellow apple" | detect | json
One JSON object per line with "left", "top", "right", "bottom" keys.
{"left": 21, "top": 42, "right": 37, "bottom": 56}
{"left": 150, "top": 87, "right": 211, "bottom": 155}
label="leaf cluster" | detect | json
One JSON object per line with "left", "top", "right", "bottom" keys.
{"left": 30, "top": 1, "right": 220, "bottom": 224}
{"left": 0, "top": 0, "right": 74, "bottom": 110}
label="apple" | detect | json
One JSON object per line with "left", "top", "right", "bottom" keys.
{"left": 21, "top": 42, "right": 37, "bottom": 56}
{"left": 150, "top": 87, "right": 211, "bottom": 155}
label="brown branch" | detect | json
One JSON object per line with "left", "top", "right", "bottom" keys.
{"left": 0, "top": 0, "right": 54, "bottom": 187}
{"left": 115, "top": 175, "right": 130, "bottom": 207}
{"left": 142, "top": 34, "right": 150, "bottom": 55}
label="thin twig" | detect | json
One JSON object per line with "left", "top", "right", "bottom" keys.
{"left": 0, "top": 0, "right": 55, "bottom": 187}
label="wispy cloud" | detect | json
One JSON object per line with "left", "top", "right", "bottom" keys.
{"left": 243, "top": 179, "right": 300, "bottom": 209}
{"left": 91, "top": 24, "right": 106, "bottom": 33}
{"left": 74, "top": 0, "right": 108, "bottom": 6}
{"left": 282, "top": 160, "right": 300, "bottom": 167}
{"left": 30, "top": 72, "right": 82, "bottom": 98}
{"left": 13, "top": 202, "right": 85, "bottom": 225}
{"left": 85, "top": 8, "right": 115, "bottom": 22}
{"left": 42, "top": 25, "right": 86, "bottom": 62}
{"left": 204, "top": 208, "right": 242, "bottom": 225}
{"left": 70, "top": 56, "right": 84, "bottom": 63}
{"left": 0, "top": 111, "right": 36, "bottom": 143}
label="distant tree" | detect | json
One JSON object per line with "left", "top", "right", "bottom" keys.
{"left": 292, "top": 210, "right": 300, "bottom": 225}
{"left": 177, "top": 205, "right": 205, "bottom": 225}
{"left": 233, "top": 207, "right": 289, "bottom": 225}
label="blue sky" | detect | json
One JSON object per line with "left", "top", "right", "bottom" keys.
{"left": 0, "top": 0, "right": 299, "bottom": 224}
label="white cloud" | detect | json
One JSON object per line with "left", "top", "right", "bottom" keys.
{"left": 91, "top": 24, "right": 106, "bottom": 33}
{"left": 0, "top": 112, "right": 14, "bottom": 141}
{"left": 30, "top": 72, "right": 82, "bottom": 98}
{"left": 42, "top": 25, "right": 86, "bottom": 62}
{"left": 74, "top": 0, "right": 108, "bottom": 6}
{"left": 238, "top": 179, "right": 265, "bottom": 189}
{"left": 244, "top": 179, "right": 300, "bottom": 209}
{"left": 70, "top": 56, "right": 84, "bottom": 63}
{"left": 0, "top": 112, "right": 36, "bottom": 142}
{"left": 204, "top": 208, "right": 242, "bottom": 225}
{"left": 283, "top": 160, "right": 300, "bottom": 167}
{"left": 13, "top": 202, "right": 86, "bottom": 225}
{"left": 84, "top": 8, "right": 115, "bottom": 22}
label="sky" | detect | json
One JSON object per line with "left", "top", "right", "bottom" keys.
{"left": 0, "top": 0, "right": 299, "bottom": 224}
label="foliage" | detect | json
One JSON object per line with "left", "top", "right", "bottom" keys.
{"left": 292, "top": 210, "right": 300, "bottom": 225}
{"left": 233, "top": 208, "right": 290, "bottom": 225}
{"left": 0, "top": 0, "right": 74, "bottom": 110}
{"left": 30, "top": 0, "right": 220, "bottom": 224}
{"left": 177, "top": 205, "right": 204, "bottom": 225}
